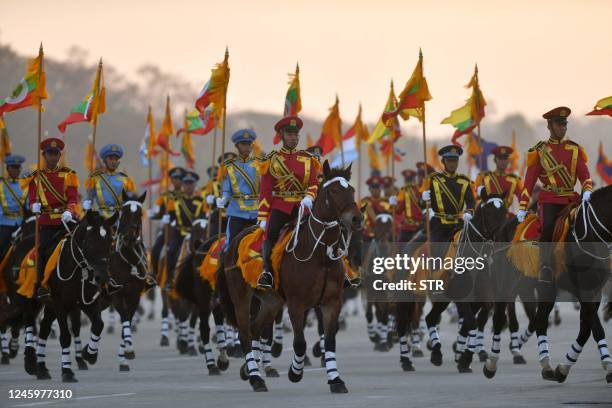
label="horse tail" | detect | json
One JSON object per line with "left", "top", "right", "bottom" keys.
{"left": 216, "top": 263, "right": 236, "bottom": 327}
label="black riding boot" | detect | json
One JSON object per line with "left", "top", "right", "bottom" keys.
{"left": 257, "top": 241, "right": 274, "bottom": 289}
{"left": 36, "top": 262, "right": 50, "bottom": 300}
{"left": 538, "top": 242, "right": 553, "bottom": 284}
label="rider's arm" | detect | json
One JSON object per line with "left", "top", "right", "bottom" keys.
{"left": 519, "top": 149, "right": 542, "bottom": 211}
{"left": 576, "top": 146, "right": 593, "bottom": 192}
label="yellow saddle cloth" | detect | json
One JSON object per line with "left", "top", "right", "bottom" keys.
{"left": 16, "top": 240, "right": 64, "bottom": 299}
{"left": 198, "top": 236, "right": 226, "bottom": 290}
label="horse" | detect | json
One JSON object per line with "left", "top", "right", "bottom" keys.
{"left": 38, "top": 210, "right": 117, "bottom": 382}
{"left": 108, "top": 191, "right": 148, "bottom": 371}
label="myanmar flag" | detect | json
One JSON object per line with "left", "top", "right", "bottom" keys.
{"left": 181, "top": 132, "right": 195, "bottom": 169}
{"left": 274, "top": 64, "right": 302, "bottom": 145}
{"left": 58, "top": 60, "right": 106, "bottom": 133}
{"left": 0, "top": 47, "right": 47, "bottom": 115}
{"left": 597, "top": 142, "right": 612, "bottom": 185}
{"left": 176, "top": 108, "right": 216, "bottom": 136}
{"left": 367, "top": 81, "right": 401, "bottom": 144}
{"left": 315, "top": 96, "right": 342, "bottom": 156}
{"left": 195, "top": 49, "right": 230, "bottom": 129}
{"left": 587, "top": 96, "right": 612, "bottom": 117}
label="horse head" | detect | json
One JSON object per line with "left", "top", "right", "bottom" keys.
{"left": 472, "top": 191, "right": 508, "bottom": 240}
{"left": 373, "top": 213, "right": 393, "bottom": 243}
{"left": 78, "top": 210, "right": 119, "bottom": 286}
{"left": 189, "top": 215, "right": 209, "bottom": 254}
{"left": 314, "top": 160, "right": 363, "bottom": 232}
{"left": 117, "top": 190, "right": 147, "bottom": 243}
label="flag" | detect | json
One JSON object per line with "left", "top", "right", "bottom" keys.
{"left": 380, "top": 135, "right": 403, "bottom": 165}
{"left": 367, "top": 142, "right": 382, "bottom": 172}
{"left": 195, "top": 49, "right": 230, "bottom": 129}
{"left": 139, "top": 106, "right": 157, "bottom": 166}
{"left": 306, "top": 133, "right": 314, "bottom": 148}
{"left": 84, "top": 135, "right": 101, "bottom": 172}
{"left": 274, "top": 63, "right": 302, "bottom": 144}
{"left": 0, "top": 45, "right": 47, "bottom": 115}
{"left": 586, "top": 96, "right": 612, "bottom": 117}
{"left": 176, "top": 107, "right": 216, "bottom": 136}
{"left": 315, "top": 95, "right": 342, "bottom": 155}
{"left": 331, "top": 137, "right": 357, "bottom": 168}
{"left": 157, "top": 96, "right": 179, "bottom": 156}
{"left": 509, "top": 130, "right": 520, "bottom": 173}
{"left": 367, "top": 81, "right": 401, "bottom": 144}
{"left": 58, "top": 59, "right": 106, "bottom": 133}
{"left": 343, "top": 104, "right": 366, "bottom": 148}
{"left": 181, "top": 132, "right": 195, "bottom": 169}
{"left": 597, "top": 142, "right": 612, "bottom": 185}
{"left": 0, "top": 116, "right": 12, "bottom": 157}
{"left": 427, "top": 142, "right": 442, "bottom": 171}
{"left": 441, "top": 65, "right": 486, "bottom": 146}
{"left": 383, "top": 49, "right": 432, "bottom": 123}
{"left": 467, "top": 132, "right": 497, "bottom": 171}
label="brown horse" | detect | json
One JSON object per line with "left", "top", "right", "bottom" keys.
{"left": 219, "top": 161, "right": 362, "bottom": 393}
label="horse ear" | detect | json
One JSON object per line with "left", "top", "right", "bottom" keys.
{"left": 345, "top": 162, "right": 353, "bottom": 179}
{"left": 323, "top": 160, "right": 331, "bottom": 179}
{"left": 122, "top": 189, "right": 128, "bottom": 203}
{"left": 138, "top": 190, "right": 147, "bottom": 203}
{"left": 86, "top": 210, "right": 95, "bottom": 225}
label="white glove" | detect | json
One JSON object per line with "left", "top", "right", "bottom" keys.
{"left": 32, "top": 202, "right": 41, "bottom": 214}
{"left": 476, "top": 185, "right": 484, "bottom": 197}
{"left": 389, "top": 196, "right": 398, "bottom": 206}
{"left": 462, "top": 212, "right": 473, "bottom": 222}
{"left": 301, "top": 196, "right": 313, "bottom": 210}
{"left": 259, "top": 220, "right": 267, "bottom": 231}
{"left": 216, "top": 197, "right": 227, "bottom": 209}
{"left": 422, "top": 190, "right": 431, "bottom": 202}
{"left": 82, "top": 199, "right": 92, "bottom": 210}
{"left": 582, "top": 190, "right": 592, "bottom": 202}
{"left": 161, "top": 214, "right": 171, "bottom": 224}
{"left": 517, "top": 209, "right": 527, "bottom": 223}
{"left": 61, "top": 211, "right": 73, "bottom": 223}
{"left": 206, "top": 195, "right": 215, "bottom": 205}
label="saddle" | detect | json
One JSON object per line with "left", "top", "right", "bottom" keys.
{"left": 198, "top": 235, "right": 226, "bottom": 289}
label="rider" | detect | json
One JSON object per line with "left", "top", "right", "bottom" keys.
{"left": 257, "top": 116, "right": 320, "bottom": 289}
{"left": 360, "top": 175, "right": 390, "bottom": 241}
{"left": 517, "top": 107, "right": 593, "bottom": 283}
{"left": 84, "top": 143, "right": 136, "bottom": 218}
{"left": 204, "top": 153, "right": 237, "bottom": 237}
{"left": 474, "top": 145, "right": 522, "bottom": 212}
{"left": 0, "top": 154, "right": 27, "bottom": 252}
{"left": 420, "top": 145, "right": 475, "bottom": 256}
{"left": 394, "top": 169, "right": 423, "bottom": 242}
{"left": 27, "top": 138, "right": 79, "bottom": 299}
{"left": 217, "top": 129, "right": 262, "bottom": 248}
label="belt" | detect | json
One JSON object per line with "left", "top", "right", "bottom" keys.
{"left": 98, "top": 205, "right": 119, "bottom": 211}
{"left": 272, "top": 191, "right": 306, "bottom": 198}
{"left": 1, "top": 211, "right": 22, "bottom": 217}
{"left": 541, "top": 185, "right": 575, "bottom": 194}
{"left": 433, "top": 212, "right": 460, "bottom": 222}
{"left": 231, "top": 194, "right": 256, "bottom": 200}
{"left": 41, "top": 207, "right": 67, "bottom": 215}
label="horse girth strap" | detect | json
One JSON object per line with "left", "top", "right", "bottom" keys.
{"left": 38, "top": 173, "right": 67, "bottom": 205}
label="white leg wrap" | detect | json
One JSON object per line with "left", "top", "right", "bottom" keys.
{"left": 290, "top": 352, "right": 305, "bottom": 374}
{"left": 88, "top": 334, "right": 100, "bottom": 353}
{"left": 188, "top": 327, "right": 195, "bottom": 348}
{"left": 74, "top": 337, "right": 82, "bottom": 358}
{"left": 429, "top": 326, "right": 440, "bottom": 347}
{"left": 251, "top": 340, "right": 261, "bottom": 362}
{"left": 490, "top": 333, "right": 501, "bottom": 358}
{"left": 378, "top": 323, "right": 388, "bottom": 345}
{"left": 467, "top": 330, "right": 477, "bottom": 353}
{"left": 122, "top": 321, "right": 133, "bottom": 347}
{"left": 319, "top": 334, "right": 326, "bottom": 353}
{"left": 274, "top": 323, "right": 283, "bottom": 344}
{"left": 1, "top": 333, "right": 8, "bottom": 353}
{"left": 410, "top": 329, "right": 421, "bottom": 347}
{"left": 203, "top": 344, "right": 215, "bottom": 367}
{"left": 215, "top": 325, "right": 226, "bottom": 350}
{"left": 118, "top": 341, "right": 126, "bottom": 364}
{"left": 325, "top": 351, "right": 339, "bottom": 381}
{"left": 25, "top": 326, "right": 35, "bottom": 350}
{"left": 597, "top": 339, "right": 611, "bottom": 363}
{"left": 399, "top": 335, "right": 409, "bottom": 357}
{"left": 565, "top": 341, "right": 582, "bottom": 366}
{"left": 61, "top": 347, "right": 71, "bottom": 369}
{"left": 36, "top": 339, "right": 46, "bottom": 363}
{"left": 537, "top": 335, "right": 549, "bottom": 362}
{"left": 519, "top": 328, "right": 533, "bottom": 346}
{"left": 161, "top": 318, "right": 169, "bottom": 337}
{"left": 261, "top": 340, "right": 271, "bottom": 368}
{"left": 245, "top": 351, "right": 260, "bottom": 377}
{"left": 456, "top": 334, "right": 467, "bottom": 354}
{"left": 510, "top": 331, "right": 520, "bottom": 354}
{"left": 475, "top": 330, "right": 485, "bottom": 353}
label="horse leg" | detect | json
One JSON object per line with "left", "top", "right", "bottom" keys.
{"left": 554, "top": 301, "right": 594, "bottom": 382}
{"left": 22, "top": 302, "right": 37, "bottom": 376}
{"left": 106, "top": 304, "right": 116, "bottom": 335}
{"left": 396, "top": 302, "right": 415, "bottom": 372}
{"left": 233, "top": 287, "right": 265, "bottom": 392}
{"left": 506, "top": 301, "right": 525, "bottom": 364}
{"left": 426, "top": 301, "right": 449, "bottom": 366}
{"left": 35, "top": 305, "right": 55, "bottom": 379}
{"left": 56, "top": 308, "right": 77, "bottom": 383}
{"left": 159, "top": 291, "right": 170, "bottom": 346}
{"left": 80, "top": 303, "right": 103, "bottom": 366}
{"left": 0, "top": 326, "right": 9, "bottom": 364}
{"left": 271, "top": 308, "right": 284, "bottom": 358}
{"left": 533, "top": 284, "right": 556, "bottom": 381}
{"left": 211, "top": 302, "right": 229, "bottom": 367}
{"left": 121, "top": 296, "right": 137, "bottom": 361}
{"left": 410, "top": 300, "right": 425, "bottom": 358}
{"left": 484, "top": 302, "right": 506, "bottom": 378}
{"left": 198, "top": 289, "right": 220, "bottom": 375}
{"left": 456, "top": 302, "right": 476, "bottom": 373}
{"left": 365, "top": 302, "right": 377, "bottom": 343}
{"left": 260, "top": 321, "right": 278, "bottom": 377}
{"left": 586, "top": 301, "right": 611, "bottom": 382}
{"left": 374, "top": 303, "right": 390, "bottom": 352}
{"left": 475, "top": 303, "right": 489, "bottom": 362}
{"left": 314, "top": 307, "right": 325, "bottom": 366}
{"left": 321, "top": 298, "right": 348, "bottom": 394}
{"left": 517, "top": 280, "right": 537, "bottom": 349}
{"left": 287, "top": 300, "right": 307, "bottom": 385}
{"left": 9, "top": 324, "right": 19, "bottom": 358}
{"left": 187, "top": 306, "right": 198, "bottom": 356}
{"left": 69, "top": 309, "right": 87, "bottom": 370}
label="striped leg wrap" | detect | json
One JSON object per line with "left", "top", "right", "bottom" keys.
{"left": 203, "top": 344, "right": 215, "bottom": 367}
{"left": 490, "top": 333, "right": 501, "bottom": 358}
{"left": 467, "top": 330, "right": 477, "bottom": 353}
{"left": 410, "top": 329, "right": 421, "bottom": 348}
{"left": 519, "top": 328, "right": 533, "bottom": 348}
{"left": 290, "top": 353, "right": 305, "bottom": 374}
{"left": 122, "top": 321, "right": 133, "bottom": 347}
{"left": 215, "top": 325, "right": 226, "bottom": 350}
{"left": 597, "top": 339, "right": 611, "bottom": 364}
{"left": 457, "top": 317, "right": 464, "bottom": 330}
{"left": 325, "top": 351, "right": 339, "bottom": 381}
{"left": 367, "top": 322, "right": 376, "bottom": 339}
{"left": 261, "top": 339, "right": 272, "bottom": 368}
{"left": 74, "top": 337, "right": 82, "bottom": 358}
{"left": 225, "top": 325, "right": 235, "bottom": 347}
{"left": 428, "top": 326, "right": 441, "bottom": 348}
{"left": 36, "top": 339, "right": 46, "bottom": 363}
{"left": 475, "top": 330, "right": 485, "bottom": 353}
{"left": 24, "top": 326, "right": 35, "bottom": 350}
{"left": 188, "top": 327, "right": 196, "bottom": 348}
{"left": 179, "top": 322, "right": 188, "bottom": 342}
{"left": 378, "top": 323, "right": 388, "bottom": 345}
{"left": 564, "top": 341, "right": 582, "bottom": 366}
{"left": 510, "top": 331, "right": 520, "bottom": 354}
{"left": 1, "top": 333, "right": 9, "bottom": 354}
{"left": 388, "top": 314, "right": 395, "bottom": 332}
{"left": 456, "top": 334, "right": 467, "bottom": 354}
{"left": 61, "top": 347, "right": 71, "bottom": 369}
{"left": 319, "top": 334, "right": 326, "bottom": 354}
{"left": 274, "top": 323, "right": 283, "bottom": 345}
{"left": 88, "top": 334, "right": 100, "bottom": 354}
{"left": 108, "top": 309, "right": 116, "bottom": 326}
{"left": 399, "top": 335, "right": 409, "bottom": 358}
{"left": 245, "top": 351, "right": 260, "bottom": 377}
{"left": 161, "top": 318, "right": 169, "bottom": 338}
{"left": 537, "top": 335, "right": 549, "bottom": 362}
{"left": 118, "top": 341, "right": 126, "bottom": 364}
{"left": 252, "top": 340, "right": 262, "bottom": 362}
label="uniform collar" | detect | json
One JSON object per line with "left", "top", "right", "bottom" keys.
{"left": 44, "top": 165, "right": 59, "bottom": 173}
{"left": 443, "top": 170, "right": 456, "bottom": 178}
{"left": 547, "top": 137, "right": 565, "bottom": 144}
{"left": 237, "top": 153, "right": 252, "bottom": 163}
{"left": 280, "top": 146, "right": 298, "bottom": 154}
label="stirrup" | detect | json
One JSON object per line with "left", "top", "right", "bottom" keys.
{"left": 36, "top": 287, "right": 50, "bottom": 300}
{"left": 538, "top": 265, "right": 553, "bottom": 284}
{"left": 257, "top": 271, "right": 273, "bottom": 289}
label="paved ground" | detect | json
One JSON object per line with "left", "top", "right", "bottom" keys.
{"left": 0, "top": 299, "right": 611, "bottom": 408}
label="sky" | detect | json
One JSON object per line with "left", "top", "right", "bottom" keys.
{"left": 1, "top": 0, "right": 611, "bottom": 138}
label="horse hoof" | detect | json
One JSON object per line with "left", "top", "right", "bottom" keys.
{"left": 430, "top": 344, "right": 442, "bottom": 367}
{"left": 303, "top": 355, "right": 312, "bottom": 367}
{"left": 513, "top": 355, "right": 527, "bottom": 365}
{"left": 232, "top": 347, "right": 244, "bottom": 359}
{"left": 240, "top": 363, "right": 249, "bottom": 381}
{"left": 320, "top": 356, "right": 325, "bottom": 368}
{"left": 606, "top": 372, "right": 612, "bottom": 383}
{"left": 312, "top": 342, "right": 322, "bottom": 358}
{"left": 1, "top": 353, "right": 10, "bottom": 365}
{"left": 483, "top": 364, "right": 496, "bottom": 379}
{"left": 426, "top": 340, "right": 433, "bottom": 351}
{"left": 208, "top": 365, "right": 221, "bottom": 376}
{"left": 76, "top": 357, "right": 88, "bottom": 370}
{"left": 452, "top": 341, "right": 458, "bottom": 354}
{"left": 457, "top": 365, "right": 473, "bottom": 373}
{"left": 124, "top": 350, "right": 135, "bottom": 360}
{"left": 542, "top": 368, "right": 556, "bottom": 381}
{"left": 401, "top": 358, "right": 415, "bottom": 372}
{"left": 82, "top": 346, "right": 98, "bottom": 365}
{"left": 288, "top": 367, "right": 303, "bottom": 383}
{"left": 265, "top": 367, "right": 280, "bottom": 378}
{"left": 554, "top": 365, "right": 568, "bottom": 383}
{"left": 177, "top": 340, "right": 188, "bottom": 354}
{"left": 160, "top": 336, "right": 169, "bottom": 347}
{"left": 412, "top": 349, "right": 424, "bottom": 358}
{"left": 217, "top": 357, "right": 229, "bottom": 371}
{"left": 478, "top": 350, "right": 488, "bottom": 362}
{"left": 107, "top": 326, "right": 115, "bottom": 335}
{"left": 24, "top": 347, "right": 37, "bottom": 375}
{"left": 119, "top": 364, "right": 130, "bottom": 372}
{"left": 249, "top": 376, "right": 268, "bottom": 392}
{"left": 271, "top": 342, "right": 282, "bottom": 358}
{"left": 147, "top": 312, "right": 155, "bottom": 321}
{"left": 61, "top": 369, "right": 78, "bottom": 383}
{"left": 187, "top": 346, "right": 198, "bottom": 357}
{"left": 369, "top": 334, "right": 380, "bottom": 344}
{"left": 36, "top": 364, "right": 51, "bottom": 380}
{"left": 328, "top": 377, "right": 348, "bottom": 394}
{"left": 131, "top": 325, "right": 138, "bottom": 334}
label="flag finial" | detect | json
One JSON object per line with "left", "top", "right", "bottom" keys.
{"left": 296, "top": 62, "right": 299, "bottom": 74}
{"left": 419, "top": 48, "right": 423, "bottom": 59}
{"left": 225, "top": 46, "right": 229, "bottom": 59}
{"left": 99, "top": 57, "right": 103, "bottom": 66}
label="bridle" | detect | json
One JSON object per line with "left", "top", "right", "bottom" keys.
{"left": 114, "top": 200, "right": 148, "bottom": 280}
{"left": 572, "top": 199, "right": 612, "bottom": 260}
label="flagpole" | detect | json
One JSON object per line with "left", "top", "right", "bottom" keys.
{"left": 217, "top": 47, "right": 229, "bottom": 239}
{"left": 163, "top": 95, "right": 170, "bottom": 260}
{"left": 147, "top": 106, "right": 153, "bottom": 251}
{"left": 421, "top": 106, "right": 431, "bottom": 252}
{"left": 207, "top": 126, "right": 217, "bottom": 239}
{"left": 337, "top": 95, "right": 344, "bottom": 167}
{"left": 34, "top": 43, "right": 44, "bottom": 291}
{"left": 89, "top": 59, "right": 102, "bottom": 174}
{"left": 357, "top": 107, "right": 362, "bottom": 202}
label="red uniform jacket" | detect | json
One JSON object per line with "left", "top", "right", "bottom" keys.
{"left": 359, "top": 196, "right": 390, "bottom": 238}
{"left": 25, "top": 166, "right": 79, "bottom": 226}
{"left": 474, "top": 171, "right": 522, "bottom": 209}
{"left": 519, "top": 138, "right": 592, "bottom": 211}
{"left": 258, "top": 147, "right": 320, "bottom": 220}
{"left": 395, "top": 183, "right": 423, "bottom": 232}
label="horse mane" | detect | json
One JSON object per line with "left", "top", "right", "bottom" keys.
{"left": 591, "top": 184, "right": 612, "bottom": 202}
{"left": 322, "top": 165, "right": 352, "bottom": 184}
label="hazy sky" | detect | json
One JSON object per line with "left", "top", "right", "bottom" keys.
{"left": 2, "top": 0, "right": 611, "bottom": 138}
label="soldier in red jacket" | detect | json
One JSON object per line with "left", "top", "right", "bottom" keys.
{"left": 474, "top": 146, "right": 523, "bottom": 213}
{"left": 517, "top": 107, "right": 593, "bottom": 283}
{"left": 394, "top": 169, "right": 423, "bottom": 242}
{"left": 257, "top": 116, "right": 321, "bottom": 289}
{"left": 26, "top": 137, "right": 79, "bottom": 299}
